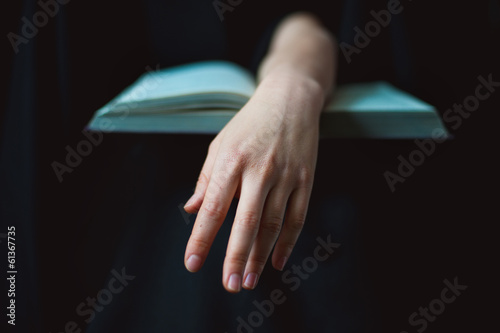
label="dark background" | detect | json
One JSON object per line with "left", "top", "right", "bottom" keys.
{"left": 1, "top": 0, "right": 499, "bottom": 332}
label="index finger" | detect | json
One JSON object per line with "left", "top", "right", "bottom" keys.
{"left": 184, "top": 165, "right": 239, "bottom": 273}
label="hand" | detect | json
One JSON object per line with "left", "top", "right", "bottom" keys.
{"left": 183, "top": 75, "right": 324, "bottom": 292}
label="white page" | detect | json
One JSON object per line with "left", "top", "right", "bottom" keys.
{"left": 114, "top": 61, "right": 256, "bottom": 106}
{"left": 326, "top": 81, "right": 435, "bottom": 112}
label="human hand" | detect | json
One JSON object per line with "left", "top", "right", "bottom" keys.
{"left": 183, "top": 75, "right": 324, "bottom": 292}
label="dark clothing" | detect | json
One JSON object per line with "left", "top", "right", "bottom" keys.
{"left": 1, "top": 0, "right": 498, "bottom": 332}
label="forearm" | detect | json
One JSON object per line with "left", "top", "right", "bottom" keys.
{"left": 256, "top": 12, "right": 337, "bottom": 112}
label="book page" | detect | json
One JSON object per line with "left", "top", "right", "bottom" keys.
{"left": 112, "top": 61, "right": 256, "bottom": 108}
{"left": 326, "top": 82, "right": 434, "bottom": 112}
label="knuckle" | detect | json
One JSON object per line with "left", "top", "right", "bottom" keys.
{"left": 280, "top": 166, "right": 294, "bottom": 183}
{"left": 246, "top": 154, "right": 278, "bottom": 181}
{"left": 225, "top": 255, "right": 248, "bottom": 268}
{"left": 288, "top": 214, "right": 306, "bottom": 232}
{"left": 201, "top": 200, "right": 226, "bottom": 221}
{"left": 197, "top": 171, "right": 209, "bottom": 187}
{"left": 209, "top": 171, "right": 227, "bottom": 189}
{"left": 188, "top": 237, "right": 211, "bottom": 253}
{"left": 220, "top": 151, "right": 245, "bottom": 174}
{"left": 249, "top": 253, "right": 269, "bottom": 268}
{"left": 223, "top": 148, "right": 243, "bottom": 163}
{"left": 297, "top": 167, "right": 314, "bottom": 186}
{"left": 236, "top": 212, "right": 260, "bottom": 231}
{"left": 259, "top": 157, "right": 278, "bottom": 179}
{"left": 261, "top": 215, "right": 283, "bottom": 235}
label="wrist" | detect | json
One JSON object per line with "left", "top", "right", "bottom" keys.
{"left": 253, "top": 69, "right": 326, "bottom": 120}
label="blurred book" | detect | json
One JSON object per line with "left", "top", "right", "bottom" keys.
{"left": 87, "top": 60, "right": 449, "bottom": 138}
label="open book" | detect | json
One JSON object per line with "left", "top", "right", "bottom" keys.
{"left": 87, "top": 61, "right": 449, "bottom": 138}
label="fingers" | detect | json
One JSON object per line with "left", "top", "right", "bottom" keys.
{"left": 242, "top": 186, "right": 289, "bottom": 290}
{"left": 271, "top": 184, "right": 312, "bottom": 271}
{"left": 184, "top": 162, "right": 239, "bottom": 273}
{"left": 184, "top": 142, "right": 218, "bottom": 214}
{"left": 223, "top": 178, "right": 268, "bottom": 293}
{"left": 184, "top": 135, "right": 315, "bottom": 293}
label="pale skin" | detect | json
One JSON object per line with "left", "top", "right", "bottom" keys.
{"left": 183, "top": 12, "right": 337, "bottom": 293}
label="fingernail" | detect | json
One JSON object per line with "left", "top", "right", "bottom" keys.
{"left": 184, "top": 194, "right": 196, "bottom": 208}
{"left": 277, "top": 256, "right": 288, "bottom": 271}
{"left": 244, "top": 273, "right": 259, "bottom": 289}
{"left": 228, "top": 273, "right": 241, "bottom": 292}
{"left": 186, "top": 254, "right": 202, "bottom": 272}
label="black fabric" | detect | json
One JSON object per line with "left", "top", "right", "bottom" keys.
{"left": 2, "top": 0, "right": 499, "bottom": 332}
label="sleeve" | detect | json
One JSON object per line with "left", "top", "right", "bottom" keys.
{"left": 224, "top": 0, "right": 343, "bottom": 75}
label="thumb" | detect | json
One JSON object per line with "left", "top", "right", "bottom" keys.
{"left": 184, "top": 141, "right": 218, "bottom": 213}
